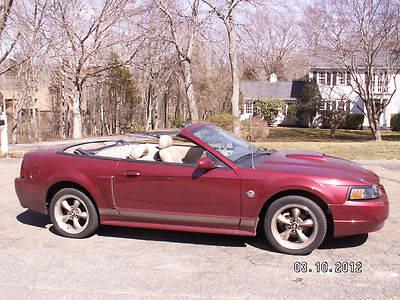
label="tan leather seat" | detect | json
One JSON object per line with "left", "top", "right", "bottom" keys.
{"left": 138, "top": 144, "right": 159, "bottom": 161}
{"left": 159, "top": 135, "right": 182, "bottom": 163}
{"left": 129, "top": 144, "right": 148, "bottom": 159}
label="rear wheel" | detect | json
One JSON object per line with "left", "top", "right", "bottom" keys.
{"left": 264, "top": 196, "right": 327, "bottom": 255}
{"left": 49, "top": 188, "right": 99, "bottom": 238}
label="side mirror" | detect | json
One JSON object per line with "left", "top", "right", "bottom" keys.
{"left": 197, "top": 157, "right": 216, "bottom": 170}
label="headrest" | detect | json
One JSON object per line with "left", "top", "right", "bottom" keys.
{"left": 129, "top": 144, "right": 148, "bottom": 159}
{"left": 159, "top": 135, "right": 173, "bottom": 149}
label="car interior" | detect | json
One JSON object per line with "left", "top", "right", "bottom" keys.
{"left": 67, "top": 135, "right": 206, "bottom": 165}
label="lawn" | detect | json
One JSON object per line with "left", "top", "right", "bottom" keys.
{"left": 266, "top": 127, "right": 400, "bottom": 142}
{"left": 258, "top": 127, "right": 400, "bottom": 160}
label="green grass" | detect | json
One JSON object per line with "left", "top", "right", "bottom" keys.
{"left": 256, "top": 141, "right": 400, "bottom": 160}
{"left": 267, "top": 127, "right": 400, "bottom": 142}
{"left": 256, "top": 127, "right": 400, "bottom": 160}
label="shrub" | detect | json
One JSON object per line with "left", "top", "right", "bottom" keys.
{"left": 241, "top": 118, "right": 270, "bottom": 142}
{"left": 206, "top": 113, "right": 239, "bottom": 132}
{"left": 129, "top": 122, "right": 145, "bottom": 132}
{"left": 254, "top": 99, "right": 285, "bottom": 125}
{"left": 287, "top": 103, "right": 299, "bottom": 122}
{"left": 340, "top": 114, "right": 364, "bottom": 130}
{"left": 391, "top": 113, "right": 400, "bottom": 131}
{"left": 171, "top": 115, "right": 185, "bottom": 128}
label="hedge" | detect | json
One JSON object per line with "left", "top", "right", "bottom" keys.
{"left": 391, "top": 113, "right": 400, "bottom": 131}
{"left": 340, "top": 114, "right": 364, "bottom": 130}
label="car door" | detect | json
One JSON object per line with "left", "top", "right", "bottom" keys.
{"left": 113, "top": 158, "right": 241, "bottom": 229}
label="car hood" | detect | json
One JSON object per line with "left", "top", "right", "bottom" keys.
{"left": 255, "top": 150, "right": 379, "bottom": 185}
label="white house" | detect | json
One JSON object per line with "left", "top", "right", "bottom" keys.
{"left": 309, "top": 54, "right": 400, "bottom": 128}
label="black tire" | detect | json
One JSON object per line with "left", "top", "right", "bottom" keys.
{"left": 49, "top": 188, "right": 99, "bottom": 238}
{"left": 264, "top": 196, "right": 327, "bottom": 255}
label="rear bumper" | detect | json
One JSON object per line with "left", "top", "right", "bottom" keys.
{"left": 330, "top": 193, "right": 389, "bottom": 237}
{"left": 15, "top": 177, "right": 47, "bottom": 214}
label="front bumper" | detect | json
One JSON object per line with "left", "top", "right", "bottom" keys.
{"left": 15, "top": 177, "right": 47, "bottom": 214}
{"left": 330, "top": 192, "right": 389, "bottom": 237}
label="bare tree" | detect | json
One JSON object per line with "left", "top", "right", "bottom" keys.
{"left": 9, "top": 0, "right": 49, "bottom": 143}
{"left": 202, "top": 0, "right": 246, "bottom": 135}
{"left": 154, "top": 0, "right": 200, "bottom": 121}
{"left": 0, "top": 0, "right": 19, "bottom": 75}
{"left": 306, "top": 0, "right": 400, "bottom": 141}
{"left": 241, "top": 6, "right": 299, "bottom": 79}
{"left": 49, "top": 0, "right": 142, "bottom": 138}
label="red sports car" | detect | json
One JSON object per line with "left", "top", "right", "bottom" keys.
{"left": 15, "top": 122, "right": 389, "bottom": 254}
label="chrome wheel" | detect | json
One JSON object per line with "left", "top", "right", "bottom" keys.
{"left": 271, "top": 204, "right": 318, "bottom": 250}
{"left": 54, "top": 195, "right": 89, "bottom": 234}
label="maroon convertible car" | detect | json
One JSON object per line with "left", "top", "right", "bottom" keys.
{"left": 15, "top": 122, "right": 389, "bottom": 254}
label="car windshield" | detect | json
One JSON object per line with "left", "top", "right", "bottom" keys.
{"left": 191, "top": 124, "right": 257, "bottom": 162}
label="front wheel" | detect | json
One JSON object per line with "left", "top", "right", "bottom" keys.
{"left": 49, "top": 188, "right": 99, "bottom": 238}
{"left": 264, "top": 196, "right": 327, "bottom": 255}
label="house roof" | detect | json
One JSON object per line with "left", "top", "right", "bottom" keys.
{"left": 309, "top": 50, "right": 398, "bottom": 69}
{"left": 240, "top": 80, "right": 305, "bottom": 101}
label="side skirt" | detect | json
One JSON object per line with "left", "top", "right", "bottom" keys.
{"left": 101, "top": 220, "right": 256, "bottom": 237}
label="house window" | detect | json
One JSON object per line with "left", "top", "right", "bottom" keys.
{"left": 375, "top": 73, "right": 388, "bottom": 93}
{"left": 346, "top": 101, "right": 351, "bottom": 111}
{"left": 377, "top": 75, "right": 382, "bottom": 93}
{"left": 244, "top": 102, "right": 253, "bottom": 114}
{"left": 320, "top": 100, "right": 331, "bottom": 111}
{"left": 318, "top": 72, "right": 326, "bottom": 85}
{"left": 337, "top": 72, "right": 346, "bottom": 85}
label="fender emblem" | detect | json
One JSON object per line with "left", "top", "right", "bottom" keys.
{"left": 246, "top": 190, "right": 255, "bottom": 198}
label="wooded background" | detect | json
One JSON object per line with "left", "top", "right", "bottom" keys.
{"left": 0, "top": 0, "right": 399, "bottom": 142}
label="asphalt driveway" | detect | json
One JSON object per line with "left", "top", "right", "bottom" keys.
{"left": 0, "top": 158, "right": 399, "bottom": 299}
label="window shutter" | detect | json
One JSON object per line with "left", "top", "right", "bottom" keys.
{"left": 313, "top": 71, "right": 317, "bottom": 80}
{"left": 332, "top": 72, "right": 337, "bottom": 85}
{"left": 347, "top": 72, "right": 351, "bottom": 85}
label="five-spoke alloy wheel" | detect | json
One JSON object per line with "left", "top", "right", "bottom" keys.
{"left": 264, "top": 196, "right": 327, "bottom": 255}
{"left": 49, "top": 188, "right": 99, "bottom": 238}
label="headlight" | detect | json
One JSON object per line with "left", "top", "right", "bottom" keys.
{"left": 348, "top": 184, "right": 382, "bottom": 200}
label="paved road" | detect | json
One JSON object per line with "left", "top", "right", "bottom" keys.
{"left": 0, "top": 159, "right": 399, "bottom": 299}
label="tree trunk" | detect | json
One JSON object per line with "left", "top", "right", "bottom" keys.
{"left": 11, "top": 99, "right": 18, "bottom": 144}
{"left": 366, "top": 105, "right": 382, "bottom": 141}
{"left": 369, "top": 114, "right": 382, "bottom": 141}
{"left": 180, "top": 59, "right": 199, "bottom": 121}
{"left": 330, "top": 125, "right": 336, "bottom": 138}
{"left": 72, "top": 87, "right": 83, "bottom": 139}
{"left": 225, "top": 16, "right": 241, "bottom": 136}
{"left": 145, "top": 84, "right": 153, "bottom": 131}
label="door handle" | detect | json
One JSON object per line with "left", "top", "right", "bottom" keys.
{"left": 124, "top": 170, "right": 141, "bottom": 177}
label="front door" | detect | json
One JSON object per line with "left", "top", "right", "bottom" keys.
{"left": 113, "top": 159, "right": 241, "bottom": 229}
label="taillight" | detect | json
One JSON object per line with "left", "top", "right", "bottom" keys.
{"left": 20, "top": 159, "right": 25, "bottom": 178}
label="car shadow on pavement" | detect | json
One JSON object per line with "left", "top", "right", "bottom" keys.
{"left": 97, "top": 225, "right": 249, "bottom": 248}
{"left": 320, "top": 234, "right": 369, "bottom": 249}
{"left": 16, "top": 210, "right": 51, "bottom": 228}
{"left": 16, "top": 210, "right": 368, "bottom": 252}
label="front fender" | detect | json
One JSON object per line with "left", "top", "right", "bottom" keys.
{"left": 239, "top": 174, "right": 348, "bottom": 232}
